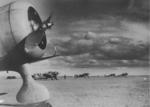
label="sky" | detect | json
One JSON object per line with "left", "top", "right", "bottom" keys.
{"left": 0, "top": 0, "right": 149, "bottom": 75}
{"left": 44, "top": 0, "right": 150, "bottom": 68}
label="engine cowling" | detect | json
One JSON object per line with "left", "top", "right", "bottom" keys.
{"left": 0, "top": 1, "right": 54, "bottom": 63}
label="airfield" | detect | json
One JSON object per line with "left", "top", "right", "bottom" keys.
{"left": 0, "top": 75, "right": 149, "bottom": 107}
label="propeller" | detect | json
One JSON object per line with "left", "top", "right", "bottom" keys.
{"left": 24, "top": 12, "right": 54, "bottom": 59}
{"left": 41, "top": 12, "right": 54, "bottom": 31}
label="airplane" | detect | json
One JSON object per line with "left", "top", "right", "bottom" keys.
{"left": 0, "top": 1, "right": 58, "bottom": 105}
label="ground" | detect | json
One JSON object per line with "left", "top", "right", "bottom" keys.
{"left": 0, "top": 76, "right": 149, "bottom": 107}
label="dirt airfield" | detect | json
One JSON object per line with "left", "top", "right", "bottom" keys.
{"left": 0, "top": 76, "right": 149, "bottom": 107}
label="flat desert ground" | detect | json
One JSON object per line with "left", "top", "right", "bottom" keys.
{"left": 0, "top": 76, "right": 149, "bottom": 107}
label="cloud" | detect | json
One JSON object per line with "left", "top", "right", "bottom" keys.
{"left": 128, "top": 0, "right": 149, "bottom": 12}
{"left": 121, "top": 21, "right": 150, "bottom": 42}
{"left": 44, "top": 0, "right": 149, "bottom": 68}
{"left": 46, "top": 15, "right": 149, "bottom": 67}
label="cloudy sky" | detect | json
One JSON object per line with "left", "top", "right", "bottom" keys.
{"left": 44, "top": 0, "right": 150, "bottom": 69}
{"left": 0, "top": 0, "right": 149, "bottom": 75}
{"left": 37, "top": 0, "right": 149, "bottom": 75}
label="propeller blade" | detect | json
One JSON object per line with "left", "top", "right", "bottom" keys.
{"left": 24, "top": 29, "right": 47, "bottom": 58}
{"left": 25, "top": 30, "right": 45, "bottom": 49}
{"left": 42, "top": 13, "right": 54, "bottom": 30}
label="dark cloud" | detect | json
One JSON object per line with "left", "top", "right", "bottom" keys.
{"left": 51, "top": 32, "right": 149, "bottom": 59}
{"left": 31, "top": 0, "right": 149, "bottom": 22}
{"left": 44, "top": 0, "right": 149, "bottom": 23}
{"left": 46, "top": 20, "right": 149, "bottom": 67}
{"left": 44, "top": 0, "right": 149, "bottom": 68}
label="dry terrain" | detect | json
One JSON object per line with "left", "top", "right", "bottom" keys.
{"left": 0, "top": 76, "right": 149, "bottom": 107}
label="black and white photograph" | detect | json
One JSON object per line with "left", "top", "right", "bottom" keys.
{"left": 0, "top": 0, "right": 149, "bottom": 107}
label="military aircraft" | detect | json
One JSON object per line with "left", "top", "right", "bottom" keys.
{"left": 0, "top": 1, "right": 57, "bottom": 105}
